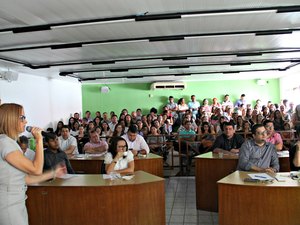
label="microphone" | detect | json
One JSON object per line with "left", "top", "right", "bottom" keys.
{"left": 26, "top": 126, "right": 56, "bottom": 139}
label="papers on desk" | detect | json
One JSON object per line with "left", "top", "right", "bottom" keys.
{"left": 277, "top": 150, "right": 289, "bottom": 157}
{"left": 59, "top": 174, "right": 76, "bottom": 179}
{"left": 102, "top": 173, "right": 135, "bottom": 180}
{"left": 103, "top": 172, "right": 121, "bottom": 180}
{"left": 248, "top": 173, "right": 274, "bottom": 181}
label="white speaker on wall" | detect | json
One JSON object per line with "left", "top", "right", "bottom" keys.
{"left": 0, "top": 71, "right": 19, "bottom": 82}
{"left": 256, "top": 79, "right": 267, "bottom": 86}
{"left": 100, "top": 86, "right": 110, "bottom": 93}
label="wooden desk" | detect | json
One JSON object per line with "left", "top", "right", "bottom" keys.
{"left": 195, "top": 152, "right": 290, "bottom": 212}
{"left": 26, "top": 171, "right": 165, "bottom": 225}
{"left": 69, "top": 153, "right": 164, "bottom": 177}
{"left": 218, "top": 171, "right": 300, "bottom": 225}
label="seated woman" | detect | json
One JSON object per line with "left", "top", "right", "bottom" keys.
{"left": 197, "top": 122, "right": 216, "bottom": 153}
{"left": 104, "top": 137, "right": 134, "bottom": 174}
{"left": 147, "top": 126, "right": 166, "bottom": 157}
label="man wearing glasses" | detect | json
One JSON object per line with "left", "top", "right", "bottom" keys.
{"left": 237, "top": 124, "right": 279, "bottom": 172}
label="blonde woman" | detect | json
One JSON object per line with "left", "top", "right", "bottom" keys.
{"left": 0, "top": 103, "right": 65, "bottom": 225}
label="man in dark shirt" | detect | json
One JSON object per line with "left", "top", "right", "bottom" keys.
{"left": 212, "top": 122, "right": 244, "bottom": 155}
{"left": 44, "top": 134, "right": 75, "bottom": 174}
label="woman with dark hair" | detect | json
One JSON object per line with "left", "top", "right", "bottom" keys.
{"left": 101, "top": 121, "right": 110, "bottom": 141}
{"left": 0, "top": 103, "right": 65, "bottom": 225}
{"left": 104, "top": 137, "right": 134, "bottom": 174}
{"left": 68, "top": 117, "right": 75, "bottom": 131}
{"left": 124, "top": 114, "right": 132, "bottom": 134}
{"left": 273, "top": 109, "right": 285, "bottom": 131}
{"left": 55, "top": 121, "right": 64, "bottom": 137}
{"left": 93, "top": 116, "right": 102, "bottom": 128}
{"left": 198, "top": 122, "right": 216, "bottom": 153}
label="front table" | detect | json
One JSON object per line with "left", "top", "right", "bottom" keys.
{"left": 195, "top": 152, "right": 290, "bottom": 212}
{"left": 69, "top": 153, "right": 163, "bottom": 177}
{"left": 218, "top": 171, "right": 300, "bottom": 225}
{"left": 26, "top": 171, "right": 165, "bottom": 225}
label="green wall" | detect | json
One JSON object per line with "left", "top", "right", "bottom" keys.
{"left": 82, "top": 79, "right": 280, "bottom": 116}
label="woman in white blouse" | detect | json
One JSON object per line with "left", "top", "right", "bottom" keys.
{"left": 104, "top": 137, "right": 134, "bottom": 174}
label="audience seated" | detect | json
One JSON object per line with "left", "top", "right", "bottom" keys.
{"left": 122, "top": 125, "right": 150, "bottom": 156}
{"left": 44, "top": 134, "right": 75, "bottom": 174}
{"left": 83, "top": 130, "right": 108, "bottom": 154}
{"left": 17, "top": 135, "right": 35, "bottom": 161}
{"left": 212, "top": 122, "right": 244, "bottom": 155}
{"left": 263, "top": 120, "right": 283, "bottom": 151}
{"left": 58, "top": 125, "right": 79, "bottom": 155}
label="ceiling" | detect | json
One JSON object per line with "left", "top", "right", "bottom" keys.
{"left": 0, "top": 0, "right": 300, "bottom": 84}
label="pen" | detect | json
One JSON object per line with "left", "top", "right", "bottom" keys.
{"left": 254, "top": 175, "right": 267, "bottom": 179}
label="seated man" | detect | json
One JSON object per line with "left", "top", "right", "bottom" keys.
{"left": 44, "top": 134, "right": 75, "bottom": 174}
{"left": 17, "top": 135, "right": 35, "bottom": 161}
{"left": 212, "top": 122, "right": 244, "bottom": 155}
{"left": 237, "top": 124, "right": 279, "bottom": 172}
{"left": 122, "top": 124, "right": 150, "bottom": 156}
{"left": 178, "top": 120, "right": 197, "bottom": 156}
{"left": 290, "top": 129, "right": 300, "bottom": 171}
{"left": 58, "top": 125, "right": 79, "bottom": 155}
{"left": 83, "top": 130, "right": 108, "bottom": 154}
{"left": 263, "top": 120, "right": 283, "bottom": 151}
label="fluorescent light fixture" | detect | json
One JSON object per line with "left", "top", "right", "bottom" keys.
{"left": 51, "top": 43, "right": 82, "bottom": 49}
{"left": 255, "top": 30, "right": 293, "bottom": 36}
{"left": 135, "top": 14, "right": 181, "bottom": 21}
{"left": 149, "top": 36, "right": 184, "bottom": 42}
{"left": 51, "top": 19, "right": 135, "bottom": 29}
{"left": 185, "top": 33, "right": 253, "bottom": 39}
{"left": 83, "top": 39, "right": 147, "bottom": 47}
{"left": 0, "top": 30, "right": 13, "bottom": 35}
{"left": 277, "top": 6, "right": 300, "bottom": 13}
{"left": 182, "top": 10, "right": 276, "bottom": 18}
{"left": 169, "top": 66, "right": 190, "bottom": 69}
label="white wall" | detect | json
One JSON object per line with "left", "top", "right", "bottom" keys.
{"left": 0, "top": 73, "right": 82, "bottom": 130}
{"left": 279, "top": 67, "right": 300, "bottom": 105}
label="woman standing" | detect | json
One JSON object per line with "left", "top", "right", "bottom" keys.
{"left": 0, "top": 103, "right": 65, "bottom": 225}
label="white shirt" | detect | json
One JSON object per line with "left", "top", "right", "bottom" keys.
{"left": 58, "top": 135, "right": 79, "bottom": 154}
{"left": 24, "top": 148, "right": 35, "bottom": 161}
{"left": 121, "top": 134, "right": 150, "bottom": 154}
{"left": 104, "top": 151, "right": 134, "bottom": 171}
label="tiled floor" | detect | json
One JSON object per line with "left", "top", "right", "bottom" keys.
{"left": 165, "top": 176, "right": 218, "bottom": 225}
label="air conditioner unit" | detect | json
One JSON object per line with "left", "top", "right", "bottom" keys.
{"left": 0, "top": 71, "right": 19, "bottom": 82}
{"left": 150, "top": 82, "right": 186, "bottom": 90}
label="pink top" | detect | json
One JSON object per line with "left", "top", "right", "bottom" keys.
{"left": 266, "top": 132, "right": 283, "bottom": 145}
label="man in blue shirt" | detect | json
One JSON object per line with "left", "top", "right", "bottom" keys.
{"left": 237, "top": 124, "right": 279, "bottom": 172}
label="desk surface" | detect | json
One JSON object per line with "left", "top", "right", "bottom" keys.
{"left": 195, "top": 151, "right": 291, "bottom": 212}
{"left": 27, "top": 171, "right": 165, "bottom": 225}
{"left": 29, "top": 170, "right": 164, "bottom": 187}
{"left": 218, "top": 171, "right": 300, "bottom": 187}
{"left": 218, "top": 171, "right": 300, "bottom": 225}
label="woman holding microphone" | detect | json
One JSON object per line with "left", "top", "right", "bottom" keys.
{"left": 0, "top": 103, "right": 65, "bottom": 225}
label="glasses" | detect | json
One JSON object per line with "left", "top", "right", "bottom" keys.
{"left": 19, "top": 115, "right": 26, "bottom": 121}
{"left": 256, "top": 130, "right": 267, "bottom": 135}
{"left": 117, "top": 145, "right": 127, "bottom": 149}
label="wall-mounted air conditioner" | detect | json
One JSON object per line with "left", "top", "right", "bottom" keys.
{"left": 150, "top": 82, "right": 186, "bottom": 90}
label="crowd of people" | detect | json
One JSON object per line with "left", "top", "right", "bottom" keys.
{"left": 1, "top": 94, "right": 300, "bottom": 225}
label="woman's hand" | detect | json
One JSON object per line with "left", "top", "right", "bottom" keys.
{"left": 30, "top": 127, "right": 43, "bottom": 141}
{"left": 54, "top": 164, "right": 67, "bottom": 178}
